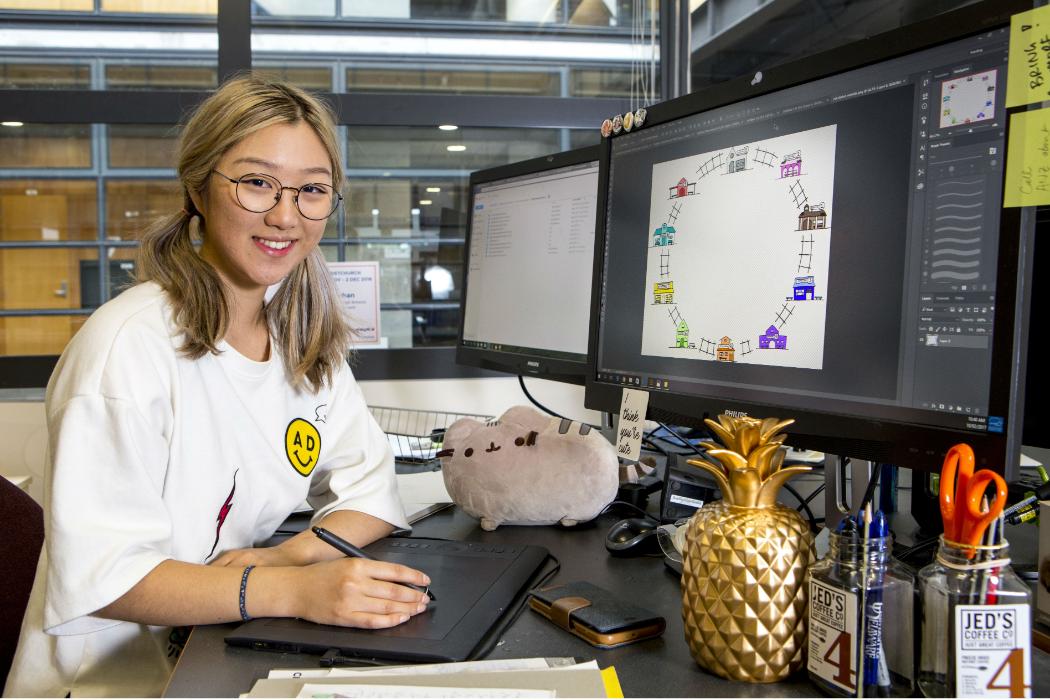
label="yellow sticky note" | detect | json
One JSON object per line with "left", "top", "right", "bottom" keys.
{"left": 1004, "top": 108, "right": 1050, "bottom": 207}
{"left": 1007, "top": 5, "right": 1050, "bottom": 108}
{"left": 600, "top": 666, "right": 624, "bottom": 698}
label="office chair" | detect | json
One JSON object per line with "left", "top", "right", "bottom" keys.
{"left": 0, "top": 478, "right": 44, "bottom": 691}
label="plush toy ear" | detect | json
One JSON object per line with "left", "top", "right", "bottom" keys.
{"left": 500, "top": 405, "right": 551, "bottom": 432}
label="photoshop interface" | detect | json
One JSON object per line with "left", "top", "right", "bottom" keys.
{"left": 462, "top": 161, "right": 600, "bottom": 360}
{"left": 596, "top": 29, "right": 1010, "bottom": 434}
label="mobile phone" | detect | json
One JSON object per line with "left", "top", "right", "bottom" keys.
{"left": 528, "top": 580, "right": 666, "bottom": 649}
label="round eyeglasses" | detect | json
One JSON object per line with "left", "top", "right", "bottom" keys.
{"left": 212, "top": 170, "right": 342, "bottom": 221}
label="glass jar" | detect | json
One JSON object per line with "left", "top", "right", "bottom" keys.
{"left": 918, "top": 537, "right": 1033, "bottom": 698}
{"left": 807, "top": 530, "right": 915, "bottom": 697}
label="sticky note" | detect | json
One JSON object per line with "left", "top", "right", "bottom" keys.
{"left": 600, "top": 666, "right": 624, "bottom": 699}
{"left": 1003, "top": 108, "right": 1050, "bottom": 207}
{"left": 1006, "top": 5, "right": 1050, "bottom": 108}
{"left": 615, "top": 388, "right": 648, "bottom": 461}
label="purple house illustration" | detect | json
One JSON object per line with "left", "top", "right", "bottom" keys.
{"left": 780, "top": 151, "right": 801, "bottom": 178}
{"left": 758, "top": 325, "right": 788, "bottom": 350}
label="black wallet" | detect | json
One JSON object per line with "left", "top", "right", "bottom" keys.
{"left": 528, "top": 580, "right": 666, "bottom": 648}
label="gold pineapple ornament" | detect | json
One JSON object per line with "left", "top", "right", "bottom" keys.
{"left": 681, "top": 415, "right": 815, "bottom": 683}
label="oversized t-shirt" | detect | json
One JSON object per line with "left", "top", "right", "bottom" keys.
{"left": 4, "top": 282, "right": 407, "bottom": 698}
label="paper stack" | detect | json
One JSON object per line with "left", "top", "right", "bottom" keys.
{"left": 241, "top": 657, "right": 622, "bottom": 698}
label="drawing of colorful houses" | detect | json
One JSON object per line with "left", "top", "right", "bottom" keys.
{"left": 727, "top": 146, "right": 748, "bottom": 174}
{"left": 669, "top": 178, "right": 694, "bottom": 198}
{"left": 798, "top": 203, "right": 827, "bottom": 230}
{"left": 716, "top": 336, "right": 735, "bottom": 362}
{"left": 676, "top": 320, "right": 689, "bottom": 348}
{"left": 780, "top": 151, "right": 802, "bottom": 178}
{"left": 653, "top": 281, "right": 674, "bottom": 304}
{"left": 652, "top": 224, "right": 676, "bottom": 246}
{"left": 793, "top": 276, "right": 816, "bottom": 300}
{"left": 758, "top": 325, "right": 788, "bottom": 349}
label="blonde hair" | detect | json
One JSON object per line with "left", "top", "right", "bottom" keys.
{"left": 136, "top": 75, "right": 351, "bottom": 393}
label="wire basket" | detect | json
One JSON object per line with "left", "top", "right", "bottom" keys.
{"left": 370, "top": 405, "right": 493, "bottom": 468}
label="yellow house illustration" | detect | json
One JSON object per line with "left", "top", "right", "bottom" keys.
{"left": 653, "top": 281, "right": 674, "bottom": 304}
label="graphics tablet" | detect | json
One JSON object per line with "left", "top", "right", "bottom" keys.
{"left": 225, "top": 538, "right": 549, "bottom": 663}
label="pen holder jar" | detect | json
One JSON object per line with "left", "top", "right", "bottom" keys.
{"left": 917, "top": 537, "right": 1032, "bottom": 698}
{"left": 807, "top": 531, "right": 915, "bottom": 697}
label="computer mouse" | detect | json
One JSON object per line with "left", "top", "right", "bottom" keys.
{"left": 605, "top": 516, "right": 663, "bottom": 557}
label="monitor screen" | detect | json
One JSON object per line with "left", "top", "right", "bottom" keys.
{"left": 457, "top": 146, "right": 601, "bottom": 384}
{"left": 586, "top": 1, "right": 1033, "bottom": 474}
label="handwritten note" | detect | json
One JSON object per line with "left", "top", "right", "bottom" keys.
{"left": 1003, "top": 108, "right": 1050, "bottom": 207}
{"left": 616, "top": 388, "right": 649, "bottom": 462}
{"left": 327, "top": 261, "right": 381, "bottom": 345}
{"left": 1006, "top": 5, "right": 1050, "bottom": 108}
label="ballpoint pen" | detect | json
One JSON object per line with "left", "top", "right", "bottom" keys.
{"left": 312, "top": 527, "right": 435, "bottom": 600}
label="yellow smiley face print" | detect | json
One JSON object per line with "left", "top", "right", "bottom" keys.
{"left": 285, "top": 418, "right": 321, "bottom": 476}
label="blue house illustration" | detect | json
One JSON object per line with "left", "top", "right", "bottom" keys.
{"left": 653, "top": 224, "right": 676, "bottom": 247}
{"left": 793, "top": 275, "right": 815, "bottom": 300}
{"left": 758, "top": 325, "right": 788, "bottom": 350}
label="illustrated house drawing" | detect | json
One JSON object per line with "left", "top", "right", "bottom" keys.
{"left": 716, "top": 336, "right": 735, "bottom": 362}
{"left": 653, "top": 281, "right": 674, "bottom": 304}
{"left": 780, "top": 151, "right": 802, "bottom": 178}
{"left": 794, "top": 276, "right": 816, "bottom": 300}
{"left": 798, "top": 203, "right": 828, "bottom": 230}
{"left": 676, "top": 320, "right": 689, "bottom": 348}
{"left": 726, "top": 146, "right": 748, "bottom": 174}
{"left": 758, "top": 325, "right": 788, "bottom": 349}
{"left": 669, "top": 178, "right": 694, "bottom": 198}
{"left": 652, "top": 224, "right": 676, "bottom": 246}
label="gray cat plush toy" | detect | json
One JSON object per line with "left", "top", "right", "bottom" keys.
{"left": 436, "top": 405, "right": 619, "bottom": 531}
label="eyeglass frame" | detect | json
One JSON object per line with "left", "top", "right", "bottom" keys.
{"left": 211, "top": 169, "right": 343, "bottom": 221}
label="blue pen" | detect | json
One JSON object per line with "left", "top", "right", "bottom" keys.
{"left": 861, "top": 509, "right": 891, "bottom": 697}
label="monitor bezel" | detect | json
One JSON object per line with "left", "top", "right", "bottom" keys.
{"left": 585, "top": 0, "right": 1034, "bottom": 474}
{"left": 456, "top": 144, "right": 602, "bottom": 386}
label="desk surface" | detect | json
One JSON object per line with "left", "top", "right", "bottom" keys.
{"left": 164, "top": 508, "right": 1050, "bottom": 698}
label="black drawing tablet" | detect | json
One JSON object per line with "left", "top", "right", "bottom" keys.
{"left": 225, "top": 538, "right": 549, "bottom": 663}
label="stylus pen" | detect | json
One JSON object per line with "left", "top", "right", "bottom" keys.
{"left": 312, "top": 527, "right": 435, "bottom": 600}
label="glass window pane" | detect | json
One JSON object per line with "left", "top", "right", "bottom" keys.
{"left": 253, "top": 65, "right": 333, "bottom": 92}
{"left": 0, "top": 180, "right": 97, "bottom": 242}
{"left": 105, "top": 180, "right": 181, "bottom": 243}
{"left": 0, "top": 62, "right": 90, "bottom": 89}
{"left": 101, "top": 0, "right": 216, "bottom": 13}
{"left": 252, "top": 0, "right": 334, "bottom": 17}
{"left": 0, "top": 124, "right": 91, "bottom": 169}
{"left": 570, "top": 66, "right": 638, "bottom": 97}
{"left": 348, "top": 126, "right": 560, "bottom": 170}
{"left": 346, "top": 66, "right": 559, "bottom": 96}
{"left": 105, "top": 62, "right": 217, "bottom": 90}
{"left": 0, "top": 313, "right": 89, "bottom": 355}
{"left": 568, "top": 128, "right": 600, "bottom": 150}
{"left": 0, "top": 0, "right": 91, "bottom": 8}
{"left": 347, "top": 177, "right": 467, "bottom": 238}
{"left": 108, "top": 125, "right": 179, "bottom": 169}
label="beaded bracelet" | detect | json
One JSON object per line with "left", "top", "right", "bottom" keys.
{"left": 239, "top": 564, "right": 256, "bottom": 621}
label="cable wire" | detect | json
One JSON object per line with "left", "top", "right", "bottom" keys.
{"left": 517, "top": 375, "right": 571, "bottom": 421}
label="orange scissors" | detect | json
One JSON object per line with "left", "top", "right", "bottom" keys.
{"left": 938, "top": 443, "right": 1007, "bottom": 547}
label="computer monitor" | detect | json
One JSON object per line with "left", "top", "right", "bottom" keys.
{"left": 586, "top": 0, "right": 1034, "bottom": 477}
{"left": 457, "top": 145, "right": 601, "bottom": 384}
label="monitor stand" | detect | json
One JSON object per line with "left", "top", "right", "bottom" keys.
{"left": 824, "top": 455, "right": 875, "bottom": 530}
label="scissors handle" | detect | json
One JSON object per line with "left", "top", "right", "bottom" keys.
{"left": 939, "top": 443, "right": 975, "bottom": 542}
{"left": 959, "top": 470, "right": 1008, "bottom": 548}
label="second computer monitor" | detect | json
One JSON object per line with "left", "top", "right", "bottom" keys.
{"left": 457, "top": 146, "right": 601, "bottom": 384}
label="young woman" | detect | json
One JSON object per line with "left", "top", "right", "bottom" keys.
{"left": 4, "top": 77, "right": 429, "bottom": 698}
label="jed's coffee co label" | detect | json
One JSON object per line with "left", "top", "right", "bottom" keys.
{"left": 809, "top": 579, "right": 859, "bottom": 694}
{"left": 953, "top": 604, "right": 1032, "bottom": 698}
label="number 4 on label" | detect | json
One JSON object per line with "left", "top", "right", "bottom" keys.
{"left": 987, "top": 648, "right": 1029, "bottom": 698}
{"left": 823, "top": 630, "right": 856, "bottom": 691}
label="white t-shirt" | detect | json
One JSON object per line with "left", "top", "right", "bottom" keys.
{"left": 4, "top": 282, "right": 408, "bottom": 698}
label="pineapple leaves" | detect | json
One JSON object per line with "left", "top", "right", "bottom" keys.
{"left": 756, "top": 465, "right": 813, "bottom": 507}
{"left": 685, "top": 458, "right": 732, "bottom": 497}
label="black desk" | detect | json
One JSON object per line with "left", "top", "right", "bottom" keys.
{"left": 163, "top": 508, "right": 1050, "bottom": 697}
